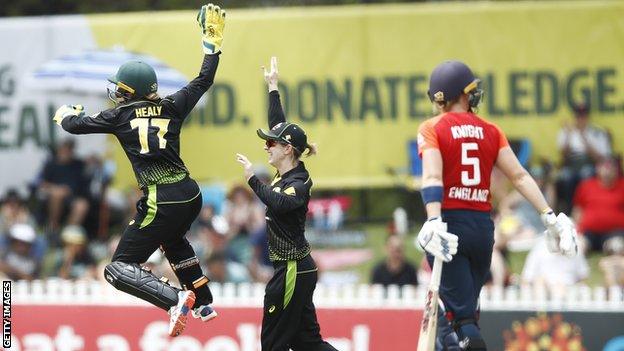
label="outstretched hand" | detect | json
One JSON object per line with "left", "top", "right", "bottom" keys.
{"left": 262, "top": 56, "right": 279, "bottom": 92}
{"left": 236, "top": 153, "right": 254, "bottom": 180}
{"left": 197, "top": 3, "right": 226, "bottom": 55}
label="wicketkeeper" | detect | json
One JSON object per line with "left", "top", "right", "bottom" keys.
{"left": 53, "top": 3, "right": 226, "bottom": 337}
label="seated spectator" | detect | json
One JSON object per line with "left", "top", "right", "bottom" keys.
{"left": 522, "top": 236, "right": 589, "bottom": 297}
{"left": 557, "top": 103, "right": 612, "bottom": 213}
{"left": 371, "top": 235, "right": 418, "bottom": 287}
{"left": 0, "top": 224, "right": 42, "bottom": 280}
{"left": 499, "top": 162, "right": 556, "bottom": 237}
{"left": 204, "top": 251, "right": 249, "bottom": 284}
{"left": 36, "top": 139, "right": 91, "bottom": 234}
{"left": 249, "top": 225, "right": 272, "bottom": 283}
{"left": 0, "top": 189, "right": 35, "bottom": 235}
{"left": 54, "top": 225, "right": 96, "bottom": 280}
{"left": 573, "top": 157, "right": 624, "bottom": 252}
{"left": 191, "top": 206, "right": 230, "bottom": 260}
{"left": 599, "top": 236, "right": 624, "bottom": 288}
{"left": 223, "top": 185, "right": 264, "bottom": 263}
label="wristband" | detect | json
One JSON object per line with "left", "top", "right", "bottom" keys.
{"left": 421, "top": 186, "right": 443, "bottom": 205}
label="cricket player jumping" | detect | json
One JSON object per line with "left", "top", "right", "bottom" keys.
{"left": 52, "top": 3, "right": 226, "bottom": 337}
{"left": 416, "top": 60, "right": 578, "bottom": 350}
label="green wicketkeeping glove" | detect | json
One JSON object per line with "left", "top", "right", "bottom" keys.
{"left": 53, "top": 104, "right": 84, "bottom": 125}
{"left": 197, "top": 3, "right": 226, "bottom": 55}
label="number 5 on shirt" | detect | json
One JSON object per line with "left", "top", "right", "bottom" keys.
{"left": 461, "top": 142, "right": 480, "bottom": 186}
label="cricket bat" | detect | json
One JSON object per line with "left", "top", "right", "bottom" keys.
{"left": 417, "top": 255, "right": 443, "bottom": 351}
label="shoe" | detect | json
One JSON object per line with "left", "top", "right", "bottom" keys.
{"left": 168, "top": 290, "right": 196, "bottom": 337}
{"left": 192, "top": 304, "right": 218, "bottom": 322}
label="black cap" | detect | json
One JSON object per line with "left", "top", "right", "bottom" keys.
{"left": 257, "top": 122, "right": 308, "bottom": 154}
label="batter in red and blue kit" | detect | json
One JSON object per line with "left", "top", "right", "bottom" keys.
{"left": 415, "top": 61, "right": 579, "bottom": 350}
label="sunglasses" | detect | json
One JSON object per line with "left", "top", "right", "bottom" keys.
{"left": 265, "top": 139, "right": 289, "bottom": 148}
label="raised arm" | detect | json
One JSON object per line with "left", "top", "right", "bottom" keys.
{"left": 54, "top": 105, "right": 116, "bottom": 135}
{"left": 263, "top": 56, "right": 286, "bottom": 128}
{"left": 165, "top": 54, "right": 220, "bottom": 119}
{"left": 165, "top": 4, "right": 225, "bottom": 120}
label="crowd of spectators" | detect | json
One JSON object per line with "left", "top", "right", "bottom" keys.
{"left": 0, "top": 104, "right": 622, "bottom": 296}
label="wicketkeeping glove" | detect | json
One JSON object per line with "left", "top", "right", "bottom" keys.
{"left": 541, "top": 211, "right": 578, "bottom": 257}
{"left": 197, "top": 3, "right": 226, "bottom": 55}
{"left": 415, "top": 217, "right": 459, "bottom": 262}
{"left": 53, "top": 104, "right": 84, "bottom": 125}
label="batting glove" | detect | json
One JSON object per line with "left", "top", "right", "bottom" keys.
{"left": 416, "top": 217, "right": 458, "bottom": 262}
{"left": 197, "top": 3, "right": 226, "bottom": 55}
{"left": 53, "top": 104, "right": 84, "bottom": 125}
{"left": 541, "top": 211, "right": 578, "bottom": 257}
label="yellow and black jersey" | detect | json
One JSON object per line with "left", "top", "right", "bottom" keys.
{"left": 247, "top": 91, "right": 313, "bottom": 262}
{"left": 60, "top": 54, "right": 220, "bottom": 188}
{"left": 248, "top": 162, "right": 313, "bottom": 262}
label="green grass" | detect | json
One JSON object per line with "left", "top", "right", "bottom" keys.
{"left": 348, "top": 224, "right": 605, "bottom": 286}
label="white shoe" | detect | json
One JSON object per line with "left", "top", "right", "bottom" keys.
{"left": 168, "top": 290, "right": 196, "bottom": 337}
{"left": 192, "top": 304, "right": 218, "bottom": 322}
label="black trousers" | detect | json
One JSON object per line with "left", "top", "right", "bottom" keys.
{"left": 112, "top": 177, "right": 212, "bottom": 307}
{"left": 261, "top": 255, "right": 337, "bottom": 351}
{"left": 113, "top": 177, "right": 202, "bottom": 264}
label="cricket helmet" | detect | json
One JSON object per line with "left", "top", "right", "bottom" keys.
{"left": 428, "top": 60, "right": 482, "bottom": 108}
{"left": 108, "top": 61, "right": 158, "bottom": 100}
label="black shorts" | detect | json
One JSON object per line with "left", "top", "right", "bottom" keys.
{"left": 112, "top": 176, "right": 202, "bottom": 263}
{"left": 261, "top": 255, "right": 336, "bottom": 351}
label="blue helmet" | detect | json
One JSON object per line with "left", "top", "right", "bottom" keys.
{"left": 428, "top": 60, "right": 482, "bottom": 107}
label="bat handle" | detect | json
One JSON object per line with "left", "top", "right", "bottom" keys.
{"left": 430, "top": 257, "right": 443, "bottom": 290}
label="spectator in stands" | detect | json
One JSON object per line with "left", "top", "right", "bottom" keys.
{"left": 600, "top": 236, "right": 624, "bottom": 287}
{"left": 599, "top": 236, "right": 624, "bottom": 288}
{"left": 521, "top": 236, "right": 589, "bottom": 297}
{"left": 54, "top": 225, "right": 96, "bottom": 280}
{"left": 556, "top": 103, "right": 612, "bottom": 213}
{"left": 204, "top": 251, "right": 249, "bottom": 284}
{"left": 499, "top": 162, "right": 556, "bottom": 237}
{"left": 371, "top": 235, "right": 418, "bottom": 287}
{"left": 192, "top": 207, "right": 230, "bottom": 260}
{"left": 0, "top": 189, "right": 35, "bottom": 235}
{"left": 36, "top": 139, "right": 91, "bottom": 234}
{"left": 573, "top": 157, "right": 624, "bottom": 252}
{"left": 0, "top": 224, "right": 41, "bottom": 280}
{"left": 223, "top": 184, "right": 264, "bottom": 263}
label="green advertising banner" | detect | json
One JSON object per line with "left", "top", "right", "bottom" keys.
{"left": 87, "top": 1, "right": 624, "bottom": 189}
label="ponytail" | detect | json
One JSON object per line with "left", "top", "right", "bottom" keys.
{"left": 305, "top": 143, "right": 318, "bottom": 157}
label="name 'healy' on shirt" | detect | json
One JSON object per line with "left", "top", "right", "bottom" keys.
{"left": 451, "top": 125, "right": 484, "bottom": 139}
{"left": 135, "top": 106, "right": 163, "bottom": 118}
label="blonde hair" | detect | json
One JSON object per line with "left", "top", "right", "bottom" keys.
{"left": 305, "top": 143, "right": 318, "bottom": 157}
{"left": 292, "top": 142, "right": 318, "bottom": 159}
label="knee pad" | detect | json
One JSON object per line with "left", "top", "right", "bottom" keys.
{"left": 104, "top": 261, "right": 179, "bottom": 311}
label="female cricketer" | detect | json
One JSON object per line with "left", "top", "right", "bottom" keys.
{"left": 416, "top": 60, "right": 578, "bottom": 350}
{"left": 53, "top": 3, "right": 225, "bottom": 337}
{"left": 236, "top": 57, "right": 337, "bottom": 351}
